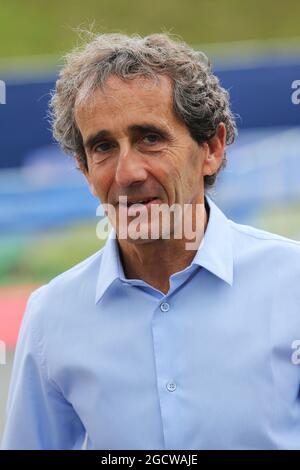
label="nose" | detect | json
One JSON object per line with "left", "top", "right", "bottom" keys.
{"left": 115, "top": 145, "right": 148, "bottom": 188}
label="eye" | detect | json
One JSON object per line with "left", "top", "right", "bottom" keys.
{"left": 94, "top": 142, "right": 113, "bottom": 153}
{"left": 142, "top": 133, "right": 161, "bottom": 145}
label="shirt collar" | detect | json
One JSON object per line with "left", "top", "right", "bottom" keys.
{"left": 95, "top": 195, "right": 233, "bottom": 304}
{"left": 95, "top": 228, "right": 125, "bottom": 304}
{"left": 191, "top": 196, "right": 233, "bottom": 286}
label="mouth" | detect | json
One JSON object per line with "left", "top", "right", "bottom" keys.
{"left": 116, "top": 197, "right": 163, "bottom": 218}
{"left": 118, "top": 196, "right": 161, "bottom": 208}
{"left": 127, "top": 197, "right": 159, "bottom": 208}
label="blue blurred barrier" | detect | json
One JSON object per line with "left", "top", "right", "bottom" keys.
{"left": 218, "top": 57, "right": 300, "bottom": 128}
{"left": 0, "top": 76, "right": 54, "bottom": 169}
{"left": 214, "top": 126, "right": 300, "bottom": 220}
{"left": 0, "top": 54, "right": 299, "bottom": 170}
{"left": 0, "top": 126, "right": 299, "bottom": 233}
{"left": 0, "top": 54, "right": 300, "bottom": 231}
{"left": 0, "top": 164, "right": 98, "bottom": 233}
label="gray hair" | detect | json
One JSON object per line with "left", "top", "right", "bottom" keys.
{"left": 49, "top": 32, "right": 237, "bottom": 188}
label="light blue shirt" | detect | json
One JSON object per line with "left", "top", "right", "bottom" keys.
{"left": 2, "top": 196, "right": 300, "bottom": 450}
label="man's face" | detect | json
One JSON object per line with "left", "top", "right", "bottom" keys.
{"left": 75, "top": 75, "right": 217, "bottom": 241}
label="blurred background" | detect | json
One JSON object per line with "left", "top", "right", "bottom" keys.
{"left": 0, "top": 0, "right": 300, "bottom": 442}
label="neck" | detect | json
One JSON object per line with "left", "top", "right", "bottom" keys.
{"left": 117, "top": 197, "right": 208, "bottom": 294}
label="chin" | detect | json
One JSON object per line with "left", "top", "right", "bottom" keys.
{"left": 115, "top": 221, "right": 165, "bottom": 244}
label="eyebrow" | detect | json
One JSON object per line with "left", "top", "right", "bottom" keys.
{"left": 84, "top": 123, "right": 174, "bottom": 151}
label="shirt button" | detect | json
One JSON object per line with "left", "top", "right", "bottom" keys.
{"left": 160, "top": 302, "right": 170, "bottom": 312}
{"left": 166, "top": 382, "right": 177, "bottom": 392}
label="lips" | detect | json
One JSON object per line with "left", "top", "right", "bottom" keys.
{"left": 117, "top": 196, "right": 159, "bottom": 207}
{"left": 116, "top": 197, "right": 162, "bottom": 218}
{"left": 127, "top": 197, "right": 157, "bottom": 207}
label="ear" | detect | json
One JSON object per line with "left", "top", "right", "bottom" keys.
{"left": 76, "top": 156, "right": 98, "bottom": 198}
{"left": 202, "top": 123, "right": 226, "bottom": 177}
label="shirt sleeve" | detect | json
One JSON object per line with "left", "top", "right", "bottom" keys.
{"left": 1, "top": 287, "right": 86, "bottom": 450}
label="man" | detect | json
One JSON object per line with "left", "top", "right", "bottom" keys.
{"left": 2, "top": 33, "right": 300, "bottom": 450}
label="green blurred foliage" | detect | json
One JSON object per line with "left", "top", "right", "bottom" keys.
{"left": 1, "top": 201, "right": 299, "bottom": 286}
{"left": 0, "top": 222, "right": 105, "bottom": 286}
{"left": 255, "top": 200, "right": 300, "bottom": 240}
{"left": 0, "top": 0, "right": 300, "bottom": 58}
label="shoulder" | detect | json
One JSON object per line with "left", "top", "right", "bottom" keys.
{"left": 47, "top": 246, "right": 104, "bottom": 291}
{"left": 228, "top": 219, "right": 300, "bottom": 274}
{"left": 229, "top": 218, "right": 300, "bottom": 248}
{"left": 23, "top": 247, "right": 105, "bottom": 326}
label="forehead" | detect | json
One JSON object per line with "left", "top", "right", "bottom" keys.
{"left": 75, "top": 74, "right": 179, "bottom": 132}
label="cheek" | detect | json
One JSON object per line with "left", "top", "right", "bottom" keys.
{"left": 171, "top": 152, "right": 201, "bottom": 187}
{"left": 150, "top": 160, "right": 181, "bottom": 194}
{"left": 88, "top": 165, "right": 114, "bottom": 200}
{"left": 173, "top": 152, "right": 204, "bottom": 199}
{"left": 187, "top": 149, "right": 203, "bottom": 181}
{"left": 158, "top": 151, "right": 185, "bottom": 181}
{"left": 190, "top": 160, "right": 203, "bottom": 185}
